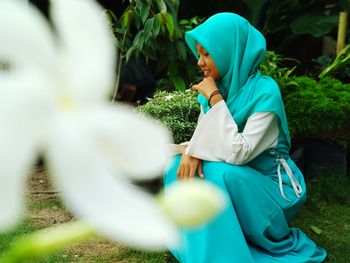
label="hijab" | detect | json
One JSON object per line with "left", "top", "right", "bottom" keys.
{"left": 185, "top": 12, "right": 291, "bottom": 151}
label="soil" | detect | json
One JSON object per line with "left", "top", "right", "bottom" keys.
{"left": 25, "top": 165, "right": 128, "bottom": 262}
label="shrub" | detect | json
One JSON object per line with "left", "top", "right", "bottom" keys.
{"left": 282, "top": 76, "right": 350, "bottom": 139}
{"left": 138, "top": 90, "right": 199, "bottom": 144}
{"left": 139, "top": 58, "right": 350, "bottom": 144}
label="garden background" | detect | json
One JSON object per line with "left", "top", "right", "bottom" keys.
{"left": 1, "top": 0, "right": 350, "bottom": 262}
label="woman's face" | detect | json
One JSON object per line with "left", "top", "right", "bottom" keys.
{"left": 196, "top": 43, "right": 220, "bottom": 80}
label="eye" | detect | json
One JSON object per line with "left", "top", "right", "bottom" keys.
{"left": 203, "top": 52, "right": 209, "bottom": 57}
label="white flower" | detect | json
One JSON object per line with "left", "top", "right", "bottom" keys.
{"left": 158, "top": 180, "right": 227, "bottom": 228}
{"left": 165, "top": 95, "right": 174, "bottom": 101}
{"left": 0, "top": 0, "right": 228, "bottom": 252}
{"left": 0, "top": 0, "right": 178, "bottom": 249}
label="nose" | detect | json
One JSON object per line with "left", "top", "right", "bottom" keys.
{"left": 197, "top": 56, "right": 205, "bottom": 68}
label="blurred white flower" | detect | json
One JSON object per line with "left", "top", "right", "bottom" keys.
{"left": 159, "top": 180, "right": 227, "bottom": 228}
{"left": 0, "top": 0, "right": 228, "bottom": 253}
{"left": 0, "top": 0, "right": 178, "bottom": 249}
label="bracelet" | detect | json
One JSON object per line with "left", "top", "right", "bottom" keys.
{"left": 208, "top": 90, "right": 221, "bottom": 107}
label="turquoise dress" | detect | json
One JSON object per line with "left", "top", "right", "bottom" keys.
{"left": 163, "top": 13, "right": 327, "bottom": 262}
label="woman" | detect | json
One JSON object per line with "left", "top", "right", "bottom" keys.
{"left": 164, "top": 13, "right": 327, "bottom": 262}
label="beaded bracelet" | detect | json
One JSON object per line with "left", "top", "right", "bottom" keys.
{"left": 208, "top": 90, "right": 221, "bottom": 107}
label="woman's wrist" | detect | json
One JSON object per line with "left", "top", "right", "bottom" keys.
{"left": 209, "top": 93, "right": 223, "bottom": 107}
{"left": 208, "top": 90, "right": 223, "bottom": 107}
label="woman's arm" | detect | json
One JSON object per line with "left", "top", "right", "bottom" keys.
{"left": 185, "top": 101, "right": 279, "bottom": 165}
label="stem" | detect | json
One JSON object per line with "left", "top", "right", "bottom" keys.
{"left": 337, "top": 12, "right": 348, "bottom": 54}
{"left": 111, "top": 51, "right": 122, "bottom": 103}
{"left": 111, "top": 29, "right": 128, "bottom": 104}
{"left": 0, "top": 221, "right": 97, "bottom": 263}
{"left": 319, "top": 43, "right": 350, "bottom": 79}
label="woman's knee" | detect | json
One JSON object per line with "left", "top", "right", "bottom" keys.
{"left": 163, "top": 155, "right": 181, "bottom": 186}
{"left": 204, "top": 162, "right": 253, "bottom": 185}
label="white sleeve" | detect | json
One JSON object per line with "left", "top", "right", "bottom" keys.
{"left": 185, "top": 100, "right": 279, "bottom": 165}
{"left": 197, "top": 106, "right": 204, "bottom": 123}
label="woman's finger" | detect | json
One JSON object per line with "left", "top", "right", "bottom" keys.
{"left": 197, "top": 161, "right": 204, "bottom": 178}
{"left": 176, "top": 164, "right": 183, "bottom": 180}
{"left": 191, "top": 84, "right": 198, "bottom": 92}
{"left": 182, "top": 162, "right": 189, "bottom": 181}
{"left": 189, "top": 164, "right": 196, "bottom": 180}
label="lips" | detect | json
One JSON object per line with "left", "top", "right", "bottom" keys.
{"left": 203, "top": 70, "right": 210, "bottom": 77}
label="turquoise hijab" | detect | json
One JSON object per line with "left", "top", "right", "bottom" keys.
{"left": 185, "top": 13, "right": 291, "bottom": 152}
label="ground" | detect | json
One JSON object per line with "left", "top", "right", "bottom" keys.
{"left": 1, "top": 165, "right": 171, "bottom": 262}
{"left": 0, "top": 164, "right": 350, "bottom": 262}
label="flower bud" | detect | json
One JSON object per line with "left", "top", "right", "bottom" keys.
{"left": 158, "top": 179, "right": 226, "bottom": 228}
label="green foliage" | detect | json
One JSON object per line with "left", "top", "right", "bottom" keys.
{"left": 281, "top": 76, "right": 350, "bottom": 139}
{"left": 138, "top": 48, "right": 350, "bottom": 143}
{"left": 259, "top": 51, "right": 299, "bottom": 88}
{"left": 0, "top": 220, "right": 36, "bottom": 253}
{"left": 307, "top": 170, "right": 350, "bottom": 205}
{"left": 241, "top": 0, "right": 344, "bottom": 37}
{"left": 138, "top": 90, "right": 199, "bottom": 144}
{"left": 107, "top": 1, "right": 203, "bottom": 91}
{"left": 318, "top": 43, "right": 350, "bottom": 79}
{"left": 180, "top": 0, "right": 346, "bottom": 40}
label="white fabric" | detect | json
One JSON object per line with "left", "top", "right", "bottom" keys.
{"left": 277, "top": 158, "right": 303, "bottom": 201}
{"left": 172, "top": 100, "right": 302, "bottom": 201}
{"left": 185, "top": 100, "right": 278, "bottom": 165}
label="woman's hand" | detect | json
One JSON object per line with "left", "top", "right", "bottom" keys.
{"left": 192, "top": 77, "right": 218, "bottom": 99}
{"left": 177, "top": 150, "right": 204, "bottom": 181}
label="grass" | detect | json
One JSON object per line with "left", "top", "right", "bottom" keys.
{"left": 292, "top": 202, "right": 350, "bottom": 263}
{"left": 1, "top": 173, "right": 349, "bottom": 262}
{"left": 291, "top": 173, "right": 350, "bottom": 263}
{"left": 28, "top": 199, "right": 64, "bottom": 210}
{"left": 0, "top": 219, "right": 36, "bottom": 253}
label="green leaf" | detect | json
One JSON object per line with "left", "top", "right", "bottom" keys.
{"left": 134, "top": 12, "right": 142, "bottom": 30}
{"left": 105, "top": 10, "right": 118, "bottom": 23}
{"left": 141, "top": 47, "right": 158, "bottom": 60}
{"left": 125, "top": 46, "right": 135, "bottom": 62}
{"left": 241, "top": 0, "right": 267, "bottom": 26}
{"left": 169, "top": 75, "right": 186, "bottom": 91}
{"left": 122, "top": 9, "right": 133, "bottom": 31}
{"left": 310, "top": 225, "right": 322, "bottom": 235}
{"left": 177, "top": 41, "right": 187, "bottom": 61}
{"left": 164, "top": 12, "right": 175, "bottom": 40}
{"left": 165, "top": 0, "right": 178, "bottom": 16}
{"left": 135, "top": 0, "right": 143, "bottom": 13}
{"left": 153, "top": 13, "right": 162, "bottom": 38}
{"left": 144, "top": 18, "right": 154, "bottom": 43}
{"left": 133, "top": 30, "right": 144, "bottom": 51}
{"left": 291, "top": 14, "right": 339, "bottom": 37}
{"left": 140, "top": 2, "right": 150, "bottom": 24}
{"left": 157, "top": 0, "right": 167, "bottom": 13}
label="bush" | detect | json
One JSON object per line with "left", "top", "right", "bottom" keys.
{"left": 138, "top": 90, "right": 199, "bottom": 144}
{"left": 139, "top": 53, "right": 350, "bottom": 144}
{"left": 281, "top": 76, "right": 350, "bottom": 139}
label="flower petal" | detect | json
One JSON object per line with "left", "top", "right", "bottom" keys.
{"left": 159, "top": 180, "right": 227, "bottom": 228}
{"left": 79, "top": 104, "right": 172, "bottom": 179}
{"left": 46, "top": 117, "right": 178, "bottom": 249}
{"left": 0, "top": 67, "right": 56, "bottom": 230}
{"left": 0, "top": 133, "right": 32, "bottom": 230}
{"left": 50, "top": 0, "right": 116, "bottom": 104}
{"left": 0, "top": 0, "right": 56, "bottom": 72}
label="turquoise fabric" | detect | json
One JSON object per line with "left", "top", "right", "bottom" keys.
{"left": 164, "top": 12, "right": 327, "bottom": 262}
{"left": 165, "top": 155, "right": 326, "bottom": 262}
